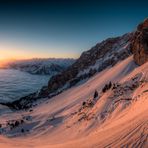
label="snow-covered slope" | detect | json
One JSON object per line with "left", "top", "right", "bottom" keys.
{"left": 5, "top": 58, "right": 75, "bottom": 75}
{"left": 0, "top": 56, "right": 147, "bottom": 147}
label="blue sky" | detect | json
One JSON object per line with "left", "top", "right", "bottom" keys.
{"left": 0, "top": 0, "right": 147, "bottom": 60}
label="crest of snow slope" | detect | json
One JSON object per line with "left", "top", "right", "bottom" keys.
{"left": 0, "top": 56, "right": 148, "bottom": 148}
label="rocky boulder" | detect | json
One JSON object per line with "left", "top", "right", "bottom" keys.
{"left": 131, "top": 18, "right": 148, "bottom": 65}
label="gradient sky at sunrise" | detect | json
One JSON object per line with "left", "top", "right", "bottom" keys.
{"left": 0, "top": 0, "right": 148, "bottom": 60}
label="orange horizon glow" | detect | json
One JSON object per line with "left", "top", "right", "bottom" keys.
{"left": 0, "top": 48, "right": 78, "bottom": 63}
{"left": 0, "top": 50, "right": 77, "bottom": 68}
{"left": 0, "top": 39, "right": 79, "bottom": 62}
{"left": 0, "top": 50, "right": 78, "bottom": 61}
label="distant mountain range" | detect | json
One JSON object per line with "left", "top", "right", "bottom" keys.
{"left": 3, "top": 58, "right": 75, "bottom": 75}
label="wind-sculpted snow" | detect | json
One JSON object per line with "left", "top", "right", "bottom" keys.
{"left": 0, "top": 56, "right": 147, "bottom": 148}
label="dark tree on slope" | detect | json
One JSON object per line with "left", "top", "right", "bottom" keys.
{"left": 94, "top": 90, "right": 98, "bottom": 98}
{"left": 102, "top": 82, "right": 112, "bottom": 93}
{"left": 108, "top": 81, "right": 112, "bottom": 89}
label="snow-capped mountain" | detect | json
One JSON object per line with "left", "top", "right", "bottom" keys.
{"left": 0, "top": 18, "right": 147, "bottom": 148}
{"left": 6, "top": 58, "right": 75, "bottom": 75}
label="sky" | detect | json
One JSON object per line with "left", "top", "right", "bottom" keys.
{"left": 0, "top": 0, "right": 148, "bottom": 60}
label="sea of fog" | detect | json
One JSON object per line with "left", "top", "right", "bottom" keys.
{"left": 0, "top": 69, "right": 50, "bottom": 102}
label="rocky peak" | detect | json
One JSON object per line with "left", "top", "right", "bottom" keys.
{"left": 137, "top": 18, "right": 148, "bottom": 31}
{"left": 131, "top": 18, "right": 148, "bottom": 65}
{"left": 45, "top": 33, "right": 132, "bottom": 96}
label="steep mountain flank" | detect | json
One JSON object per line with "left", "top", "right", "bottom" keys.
{"left": 45, "top": 33, "right": 132, "bottom": 96}
{"left": 131, "top": 18, "right": 148, "bottom": 65}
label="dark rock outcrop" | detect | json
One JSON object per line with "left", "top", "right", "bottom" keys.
{"left": 131, "top": 18, "right": 148, "bottom": 65}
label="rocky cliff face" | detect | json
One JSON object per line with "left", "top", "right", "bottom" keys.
{"left": 131, "top": 18, "right": 148, "bottom": 65}
{"left": 44, "top": 33, "right": 132, "bottom": 96}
